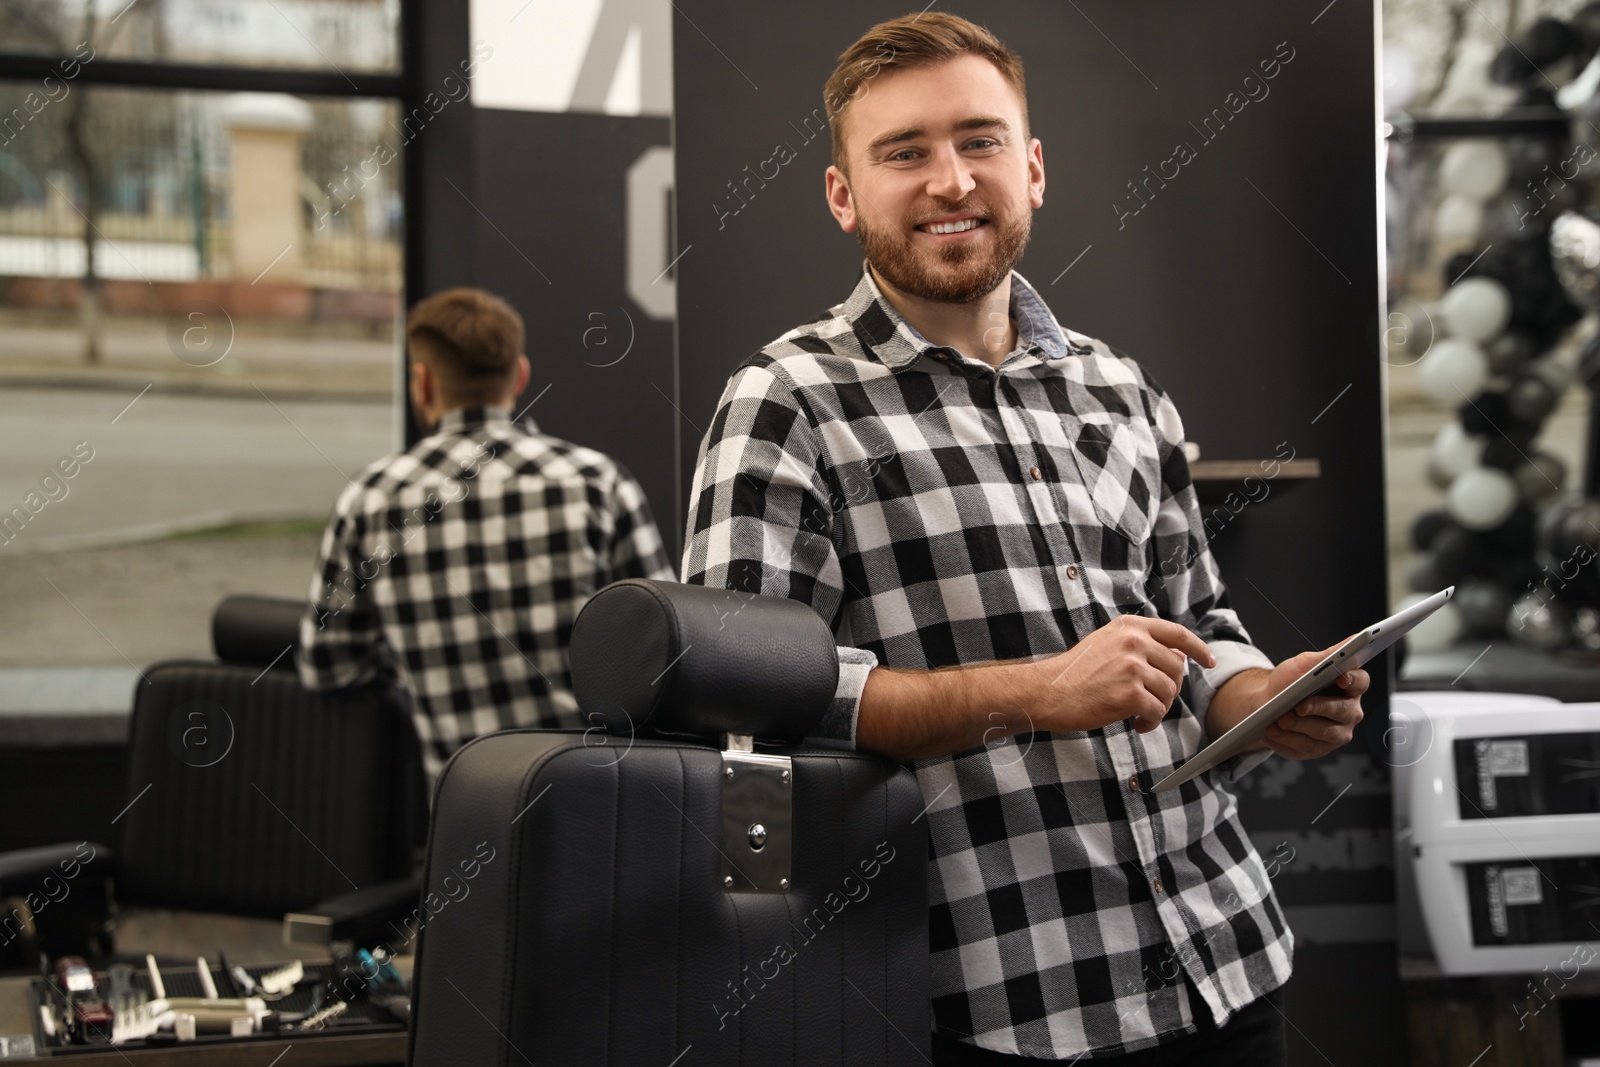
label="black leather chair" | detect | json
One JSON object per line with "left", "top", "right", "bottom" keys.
{"left": 407, "top": 580, "right": 931, "bottom": 1066}
{"left": 0, "top": 595, "right": 426, "bottom": 966}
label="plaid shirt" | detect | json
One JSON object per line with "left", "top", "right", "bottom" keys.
{"left": 682, "top": 267, "right": 1293, "bottom": 1059}
{"left": 297, "top": 406, "right": 674, "bottom": 783}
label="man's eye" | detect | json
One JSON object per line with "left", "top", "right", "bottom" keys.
{"left": 889, "top": 149, "right": 919, "bottom": 162}
{"left": 966, "top": 138, "right": 998, "bottom": 150}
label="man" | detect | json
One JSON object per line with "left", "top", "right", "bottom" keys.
{"left": 299, "top": 287, "right": 673, "bottom": 784}
{"left": 682, "top": 14, "right": 1367, "bottom": 1065}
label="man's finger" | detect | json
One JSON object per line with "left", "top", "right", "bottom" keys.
{"left": 1296, "top": 695, "right": 1364, "bottom": 723}
{"left": 1151, "top": 643, "right": 1186, "bottom": 686}
{"left": 1281, "top": 709, "right": 1358, "bottom": 745}
{"left": 1143, "top": 618, "right": 1214, "bottom": 667}
{"left": 1267, "top": 718, "right": 1333, "bottom": 756}
{"left": 1335, "top": 668, "right": 1370, "bottom": 695}
{"left": 1263, "top": 728, "right": 1317, "bottom": 760}
{"left": 1140, "top": 663, "right": 1179, "bottom": 708}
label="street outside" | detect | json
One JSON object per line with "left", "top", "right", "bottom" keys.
{"left": 0, "top": 384, "right": 392, "bottom": 668}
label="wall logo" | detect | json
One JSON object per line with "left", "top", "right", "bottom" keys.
{"left": 473, "top": 0, "right": 670, "bottom": 117}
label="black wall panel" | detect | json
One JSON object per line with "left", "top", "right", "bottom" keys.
{"left": 470, "top": 109, "right": 678, "bottom": 557}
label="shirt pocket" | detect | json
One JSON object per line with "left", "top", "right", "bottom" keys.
{"left": 1068, "top": 416, "right": 1162, "bottom": 546}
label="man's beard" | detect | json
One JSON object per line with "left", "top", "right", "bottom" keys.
{"left": 856, "top": 198, "right": 1031, "bottom": 305}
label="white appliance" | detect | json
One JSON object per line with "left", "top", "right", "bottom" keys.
{"left": 1397, "top": 690, "right": 1600, "bottom": 975}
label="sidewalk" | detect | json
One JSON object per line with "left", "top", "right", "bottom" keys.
{"left": 0, "top": 315, "right": 396, "bottom": 400}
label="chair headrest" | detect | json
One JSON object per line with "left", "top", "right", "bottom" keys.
{"left": 212, "top": 595, "right": 304, "bottom": 668}
{"left": 570, "top": 580, "right": 839, "bottom": 744}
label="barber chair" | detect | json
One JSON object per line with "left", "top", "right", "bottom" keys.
{"left": 0, "top": 595, "right": 426, "bottom": 967}
{"left": 407, "top": 579, "right": 931, "bottom": 1066}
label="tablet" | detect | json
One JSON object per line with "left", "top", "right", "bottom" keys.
{"left": 1150, "top": 585, "right": 1456, "bottom": 794}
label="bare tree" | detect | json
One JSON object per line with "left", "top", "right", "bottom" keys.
{"left": 0, "top": 1, "right": 140, "bottom": 364}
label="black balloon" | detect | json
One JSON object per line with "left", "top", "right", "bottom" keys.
{"left": 1572, "top": 604, "right": 1600, "bottom": 650}
{"left": 1497, "top": 20, "right": 1587, "bottom": 81}
{"left": 1456, "top": 578, "right": 1514, "bottom": 636}
{"left": 1495, "top": 553, "right": 1544, "bottom": 592}
{"left": 1457, "top": 391, "right": 1514, "bottom": 435}
{"left": 1412, "top": 509, "right": 1451, "bottom": 551}
{"left": 1486, "top": 332, "right": 1541, "bottom": 375}
{"left": 1484, "top": 504, "right": 1538, "bottom": 553}
{"left": 1443, "top": 251, "right": 1486, "bottom": 287}
{"left": 1536, "top": 494, "right": 1600, "bottom": 560}
{"left": 1509, "top": 373, "right": 1559, "bottom": 423}
{"left": 1481, "top": 435, "right": 1531, "bottom": 470}
{"left": 1434, "top": 524, "right": 1491, "bottom": 582}
{"left": 1570, "top": 1, "right": 1600, "bottom": 50}
{"left": 1407, "top": 553, "right": 1447, "bottom": 593}
{"left": 1513, "top": 85, "right": 1561, "bottom": 107}
{"left": 1505, "top": 137, "right": 1567, "bottom": 184}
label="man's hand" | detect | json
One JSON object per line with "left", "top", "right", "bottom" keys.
{"left": 1256, "top": 641, "right": 1369, "bottom": 760}
{"left": 1027, "top": 614, "right": 1216, "bottom": 735}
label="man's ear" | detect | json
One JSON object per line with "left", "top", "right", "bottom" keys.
{"left": 512, "top": 354, "right": 530, "bottom": 400}
{"left": 1027, "top": 137, "right": 1046, "bottom": 210}
{"left": 410, "top": 358, "right": 434, "bottom": 415}
{"left": 825, "top": 164, "right": 858, "bottom": 233}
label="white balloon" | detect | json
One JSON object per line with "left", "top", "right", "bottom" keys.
{"left": 1435, "top": 194, "right": 1484, "bottom": 243}
{"left": 1419, "top": 338, "right": 1490, "bottom": 404}
{"left": 1439, "top": 276, "right": 1512, "bottom": 342}
{"left": 1431, "top": 420, "right": 1487, "bottom": 478}
{"left": 1439, "top": 141, "right": 1511, "bottom": 201}
{"left": 1400, "top": 592, "right": 1465, "bottom": 652}
{"left": 1383, "top": 44, "right": 1419, "bottom": 112}
{"left": 1447, "top": 466, "right": 1519, "bottom": 530}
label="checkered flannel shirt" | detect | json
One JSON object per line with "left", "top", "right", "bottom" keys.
{"left": 682, "top": 266, "right": 1293, "bottom": 1059}
{"left": 297, "top": 406, "right": 674, "bottom": 783}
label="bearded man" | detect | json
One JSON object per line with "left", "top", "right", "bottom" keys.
{"left": 681, "top": 12, "right": 1367, "bottom": 1066}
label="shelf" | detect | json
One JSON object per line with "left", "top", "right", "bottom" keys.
{"left": 1190, "top": 458, "right": 1321, "bottom": 506}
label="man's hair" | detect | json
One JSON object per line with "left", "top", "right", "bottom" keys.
{"left": 823, "top": 12, "right": 1028, "bottom": 171}
{"left": 406, "top": 287, "right": 524, "bottom": 405}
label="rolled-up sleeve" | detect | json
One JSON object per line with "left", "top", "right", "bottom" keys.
{"left": 680, "top": 358, "right": 877, "bottom": 746}
{"left": 1136, "top": 365, "right": 1275, "bottom": 725}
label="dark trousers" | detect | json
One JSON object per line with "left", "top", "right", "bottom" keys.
{"left": 930, "top": 987, "right": 1287, "bottom": 1066}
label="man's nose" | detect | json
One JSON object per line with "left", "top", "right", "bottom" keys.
{"left": 925, "top": 144, "right": 976, "bottom": 202}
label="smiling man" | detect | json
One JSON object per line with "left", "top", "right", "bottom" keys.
{"left": 682, "top": 13, "right": 1366, "bottom": 1066}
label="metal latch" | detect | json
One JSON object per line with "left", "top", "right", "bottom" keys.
{"left": 720, "top": 733, "right": 792, "bottom": 893}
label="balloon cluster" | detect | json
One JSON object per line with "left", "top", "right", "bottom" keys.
{"left": 1400, "top": 12, "right": 1600, "bottom": 654}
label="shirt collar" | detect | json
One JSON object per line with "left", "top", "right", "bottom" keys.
{"left": 840, "top": 261, "right": 1084, "bottom": 372}
{"left": 431, "top": 405, "right": 525, "bottom": 435}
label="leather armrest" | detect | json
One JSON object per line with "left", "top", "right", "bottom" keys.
{"left": 0, "top": 842, "right": 112, "bottom": 897}
{"left": 284, "top": 877, "right": 421, "bottom": 949}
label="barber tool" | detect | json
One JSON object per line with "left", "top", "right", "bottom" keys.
{"left": 295, "top": 1000, "right": 348, "bottom": 1031}
{"left": 216, "top": 951, "right": 246, "bottom": 997}
{"left": 272, "top": 985, "right": 324, "bottom": 1026}
{"left": 138, "top": 997, "right": 269, "bottom": 1036}
{"left": 227, "top": 964, "right": 256, "bottom": 997}
{"left": 195, "top": 957, "right": 218, "bottom": 1000}
{"left": 257, "top": 959, "right": 303, "bottom": 997}
{"left": 143, "top": 954, "right": 166, "bottom": 1000}
{"left": 106, "top": 965, "right": 148, "bottom": 1045}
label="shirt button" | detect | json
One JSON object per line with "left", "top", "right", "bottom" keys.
{"left": 1128, "top": 775, "right": 1141, "bottom": 793}
{"left": 1153, "top": 877, "right": 1164, "bottom": 894}
{"left": 1065, "top": 564, "right": 1080, "bottom": 580}
{"left": 1029, "top": 466, "right": 1042, "bottom": 481}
